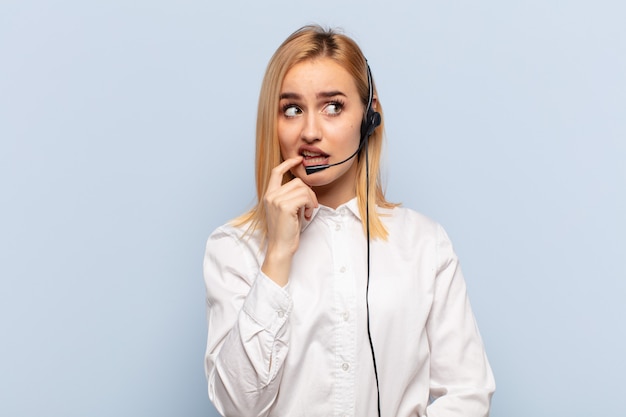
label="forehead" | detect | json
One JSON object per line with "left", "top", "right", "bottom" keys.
{"left": 280, "top": 57, "right": 358, "bottom": 95}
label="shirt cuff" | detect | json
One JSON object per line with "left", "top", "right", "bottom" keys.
{"left": 242, "top": 272, "right": 293, "bottom": 335}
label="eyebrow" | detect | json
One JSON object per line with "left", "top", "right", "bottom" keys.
{"left": 279, "top": 91, "right": 347, "bottom": 100}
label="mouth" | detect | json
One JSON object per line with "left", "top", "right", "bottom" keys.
{"left": 300, "top": 149, "right": 330, "bottom": 166}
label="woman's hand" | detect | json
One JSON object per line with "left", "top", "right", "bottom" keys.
{"left": 261, "top": 156, "right": 318, "bottom": 287}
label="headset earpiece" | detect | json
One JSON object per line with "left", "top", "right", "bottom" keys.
{"left": 360, "top": 63, "right": 381, "bottom": 142}
{"left": 360, "top": 109, "right": 381, "bottom": 141}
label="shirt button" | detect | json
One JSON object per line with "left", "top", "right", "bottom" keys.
{"left": 277, "top": 311, "right": 285, "bottom": 318}
{"left": 341, "top": 363, "right": 350, "bottom": 371}
{"left": 342, "top": 311, "right": 350, "bottom": 321}
{"left": 335, "top": 223, "right": 341, "bottom": 231}
{"left": 339, "top": 266, "right": 346, "bottom": 273}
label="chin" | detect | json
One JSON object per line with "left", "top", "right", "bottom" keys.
{"left": 291, "top": 168, "right": 326, "bottom": 186}
{"left": 298, "top": 171, "right": 327, "bottom": 186}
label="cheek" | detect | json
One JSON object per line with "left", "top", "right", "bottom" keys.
{"left": 277, "top": 122, "right": 299, "bottom": 153}
{"left": 337, "top": 121, "right": 361, "bottom": 146}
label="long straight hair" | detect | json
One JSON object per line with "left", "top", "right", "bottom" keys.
{"left": 234, "top": 25, "right": 398, "bottom": 241}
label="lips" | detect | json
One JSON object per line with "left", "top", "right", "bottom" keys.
{"left": 299, "top": 147, "right": 329, "bottom": 166}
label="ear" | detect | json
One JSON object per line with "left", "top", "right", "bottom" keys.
{"left": 371, "top": 95, "right": 378, "bottom": 111}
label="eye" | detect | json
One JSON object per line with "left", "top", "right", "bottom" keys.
{"left": 282, "top": 104, "right": 302, "bottom": 118}
{"left": 323, "top": 101, "right": 343, "bottom": 116}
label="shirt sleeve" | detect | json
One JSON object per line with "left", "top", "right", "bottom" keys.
{"left": 203, "top": 226, "right": 293, "bottom": 417}
{"left": 425, "top": 224, "right": 496, "bottom": 417}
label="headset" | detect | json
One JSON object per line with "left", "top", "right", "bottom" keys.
{"left": 304, "top": 63, "right": 381, "bottom": 175}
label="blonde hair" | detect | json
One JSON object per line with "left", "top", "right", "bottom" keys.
{"left": 235, "top": 25, "right": 398, "bottom": 240}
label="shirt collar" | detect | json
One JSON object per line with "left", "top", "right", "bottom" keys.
{"left": 300, "top": 197, "right": 361, "bottom": 232}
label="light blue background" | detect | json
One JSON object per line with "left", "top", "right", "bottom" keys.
{"left": 1, "top": 1, "right": 624, "bottom": 416}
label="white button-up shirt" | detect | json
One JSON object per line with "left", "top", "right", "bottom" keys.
{"left": 204, "top": 198, "right": 495, "bottom": 417}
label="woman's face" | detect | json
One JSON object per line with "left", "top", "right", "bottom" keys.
{"left": 277, "top": 57, "right": 364, "bottom": 207}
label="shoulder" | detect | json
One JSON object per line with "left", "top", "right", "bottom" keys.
{"left": 205, "top": 221, "right": 263, "bottom": 260}
{"left": 206, "top": 222, "right": 237, "bottom": 248}
{"left": 378, "top": 205, "right": 440, "bottom": 236}
{"left": 377, "top": 205, "right": 455, "bottom": 255}
{"left": 208, "top": 221, "right": 246, "bottom": 241}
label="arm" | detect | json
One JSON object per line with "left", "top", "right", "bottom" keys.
{"left": 204, "top": 157, "right": 318, "bottom": 416}
{"left": 425, "top": 225, "right": 496, "bottom": 417}
{"left": 204, "top": 228, "right": 292, "bottom": 417}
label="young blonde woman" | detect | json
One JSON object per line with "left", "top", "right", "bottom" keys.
{"left": 204, "top": 25, "right": 495, "bottom": 417}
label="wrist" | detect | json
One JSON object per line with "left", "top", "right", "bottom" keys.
{"left": 261, "top": 248, "right": 293, "bottom": 287}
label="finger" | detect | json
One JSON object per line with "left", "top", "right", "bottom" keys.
{"left": 287, "top": 183, "right": 318, "bottom": 222}
{"left": 267, "top": 182, "right": 315, "bottom": 214}
{"left": 271, "top": 178, "right": 319, "bottom": 211}
{"left": 302, "top": 183, "right": 318, "bottom": 220}
{"left": 267, "top": 156, "right": 303, "bottom": 191}
{"left": 303, "top": 203, "right": 315, "bottom": 221}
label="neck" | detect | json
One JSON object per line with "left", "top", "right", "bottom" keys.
{"left": 314, "top": 188, "right": 356, "bottom": 210}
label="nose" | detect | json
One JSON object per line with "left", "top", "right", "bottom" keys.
{"left": 300, "top": 112, "right": 321, "bottom": 143}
